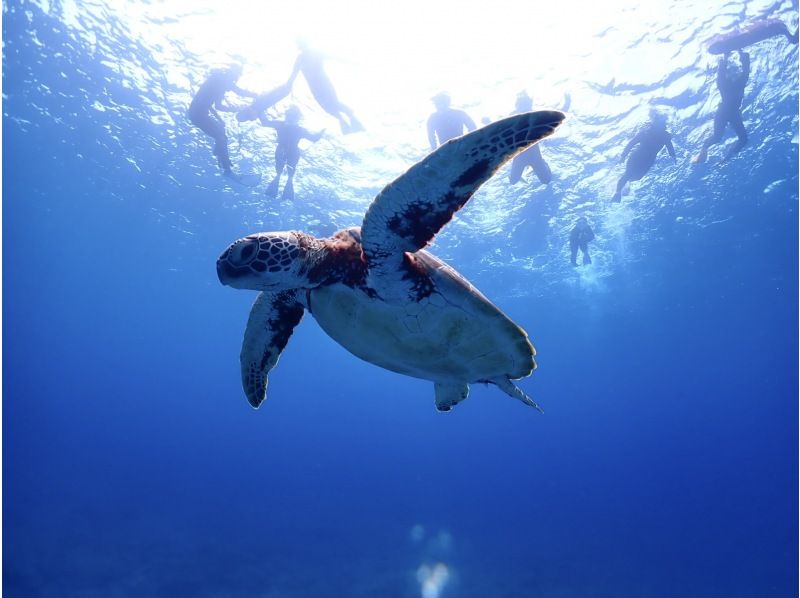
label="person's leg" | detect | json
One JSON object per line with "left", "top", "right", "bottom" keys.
{"left": 282, "top": 154, "right": 299, "bottom": 201}
{"left": 581, "top": 242, "right": 591, "bottom": 265}
{"left": 725, "top": 110, "right": 748, "bottom": 160}
{"left": 191, "top": 112, "right": 232, "bottom": 173}
{"left": 694, "top": 107, "right": 727, "bottom": 163}
{"left": 570, "top": 239, "right": 579, "bottom": 265}
{"left": 338, "top": 102, "right": 364, "bottom": 132}
{"left": 266, "top": 149, "right": 286, "bottom": 197}
{"left": 612, "top": 174, "right": 628, "bottom": 202}
{"left": 282, "top": 165, "right": 296, "bottom": 201}
{"left": 529, "top": 147, "right": 553, "bottom": 184}
{"left": 785, "top": 24, "right": 799, "bottom": 44}
{"left": 508, "top": 155, "right": 526, "bottom": 184}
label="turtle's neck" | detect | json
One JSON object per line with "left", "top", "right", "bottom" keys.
{"left": 301, "top": 228, "right": 367, "bottom": 289}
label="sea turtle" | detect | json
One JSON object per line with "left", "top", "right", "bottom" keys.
{"left": 217, "top": 110, "right": 565, "bottom": 412}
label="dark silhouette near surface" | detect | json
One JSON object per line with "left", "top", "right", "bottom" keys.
{"left": 188, "top": 64, "right": 257, "bottom": 176}
{"left": 707, "top": 18, "right": 798, "bottom": 54}
{"left": 426, "top": 92, "right": 476, "bottom": 150}
{"left": 292, "top": 41, "right": 363, "bottom": 134}
{"left": 570, "top": 217, "right": 595, "bottom": 266}
{"left": 613, "top": 110, "right": 676, "bottom": 202}
{"left": 693, "top": 51, "right": 750, "bottom": 164}
{"left": 259, "top": 106, "right": 324, "bottom": 201}
{"left": 508, "top": 90, "right": 571, "bottom": 185}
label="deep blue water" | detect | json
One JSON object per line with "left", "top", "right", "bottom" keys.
{"left": 3, "top": 1, "right": 799, "bottom": 597}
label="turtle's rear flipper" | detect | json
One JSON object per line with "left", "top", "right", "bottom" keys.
{"left": 434, "top": 382, "right": 470, "bottom": 412}
{"left": 490, "top": 377, "right": 543, "bottom": 413}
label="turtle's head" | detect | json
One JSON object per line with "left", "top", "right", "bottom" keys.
{"left": 217, "top": 232, "right": 310, "bottom": 291}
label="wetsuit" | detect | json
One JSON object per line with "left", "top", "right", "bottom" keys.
{"left": 508, "top": 93, "right": 568, "bottom": 185}
{"left": 261, "top": 118, "right": 323, "bottom": 200}
{"left": 509, "top": 144, "right": 552, "bottom": 184}
{"left": 613, "top": 122, "right": 676, "bottom": 200}
{"left": 188, "top": 71, "right": 238, "bottom": 173}
{"left": 293, "top": 50, "right": 363, "bottom": 133}
{"left": 570, "top": 223, "right": 595, "bottom": 265}
{"left": 698, "top": 52, "right": 750, "bottom": 161}
{"left": 427, "top": 108, "right": 476, "bottom": 150}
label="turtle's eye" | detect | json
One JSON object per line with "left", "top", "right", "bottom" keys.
{"left": 228, "top": 239, "right": 258, "bottom": 266}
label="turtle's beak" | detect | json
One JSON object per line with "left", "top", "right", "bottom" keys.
{"left": 216, "top": 256, "right": 233, "bottom": 286}
{"left": 216, "top": 249, "right": 242, "bottom": 287}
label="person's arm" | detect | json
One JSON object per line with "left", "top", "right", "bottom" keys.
{"left": 258, "top": 116, "right": 281, "bottom": 128}
{"left": 739, "top": 50, "right": 750, "bottom": 80}
{"left": 214, "top": 92, "right": 243, "bottom": 112}
{"left": 461, "top": 111, "right": 476, "bottom": 132}
{"left": 585, "top": 228, "right": 595, "bottom": 243}
{"left": 303, "top": 127, "right": 325, "bottom": 142}
{"left": 427, "top": 116, "right": 438, "bottom": 150}
{"left": 620, "top": 131, "right": 642, "bottom": 162}
{"left": 288, "top": 55, "right": 303, "bottom": 83}
{"left": 717, "top": 53, "right": 728, "bottom": 87}
{"left": 231, "top": 84, "right": 258, "bottom": 99}
{"left": 561, "top": 92, "right": 572, "bottom": 112}
{"left": 665, "top": 136, "right": 676, "bottom": 160}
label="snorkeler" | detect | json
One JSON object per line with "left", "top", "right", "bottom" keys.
{"left": 291, "top": 40, "right": 364, "bottom": 134}
{"left": 569, "top": 217, "right": 595, "bottom": 266}
{"left": 258, "top": 106, "right": 324, "bottom": 201}
{"left": 508, "top": 90, "right": 571, "bottom": 186}
{"left": 612, "top": 110, "right": 676, "bottom": 202}
{"left": 693, "top": 51, "right": 750, "bottom": 164}
{"left": 188, "top": 64, "right": 258, "bottom": 177}
{"left": 427, "top": 92, "right": 476, "bottom": 150}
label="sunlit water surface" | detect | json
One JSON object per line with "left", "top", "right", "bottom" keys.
{"left": 4, "top": 0, "right": 798, "bottom": 597}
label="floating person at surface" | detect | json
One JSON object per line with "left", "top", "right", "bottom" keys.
{"left": 508, "top": 90, "right": 571, "bottom": 186}
{"left": 427, "top": 92, "right": 476, "bottom": 150}
{"left": 258, "top": 106, "right": 324, "bottom": 201}
{"left": 693, "top": 51, "right": 750, "bottom": 164}
{"left": 569, "top": 217, "right": 594, "bottom": 266}
{"left": 188, "top": 64, "right": 258, "bottom": 177}
{"left": 291, "top": 40, "right": 363, "bottom": 134}
{"left": 612, "top": 109, "right": 676, "bottom": 202}
{"left": 706, "top": 17, "right": 798, "bottom": 54}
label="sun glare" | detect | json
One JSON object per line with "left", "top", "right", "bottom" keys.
{"left": 104, "top": 0, "right": 681, "bottom": 123}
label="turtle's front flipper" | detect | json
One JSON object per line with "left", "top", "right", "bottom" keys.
{"left": 240, "top": 291, "right": 304, "bottom": 408}
{"left": 490, "top": 377, "right": 543, "bottom": 413}
{"left": 361, "top": 111, "right": 565, "bottom": 291}
{"left": 434, "top": 382, "right": 470, "bottom": 412}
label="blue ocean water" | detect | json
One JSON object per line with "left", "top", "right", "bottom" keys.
{"left": 3, "top": 1, "right": 798, "bottom": 596}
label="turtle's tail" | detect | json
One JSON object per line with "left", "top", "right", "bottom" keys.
{"left": 490, "top": 377, "right": 543, "bottom": 413}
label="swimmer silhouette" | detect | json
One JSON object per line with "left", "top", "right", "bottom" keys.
{"left": 613, "top": 110, "right": 676, "bottom": 202}
{"left": 188, "top": 64, "right": 257, "bottom": 177}
{"left": 693, "top": 51, "right": 750, "bottom": 164}
{"left": 291, "top": 40, "right": 364, "bottom": 134}
{"left": 259, "top": 106, "right": 324, "bottom": 201}
{"left": 508, "top": 90, "right": 571, "bottom": 186}
{"left": 427, "top": 92, "right": 476, "bottom": 150}
{"left": 569, "top": 217, "right": 594, "bottom": 266}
